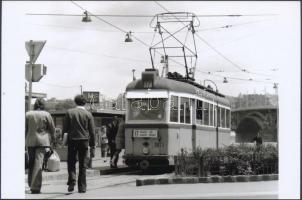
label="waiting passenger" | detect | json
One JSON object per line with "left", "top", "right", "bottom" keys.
{"left": 111, "top": 118, "right": 125, "bottom": 168}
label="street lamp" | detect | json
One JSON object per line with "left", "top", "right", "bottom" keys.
{"left": 204, "top": 79, "right": 219, "bottom": 149}
{"left": 223, "top": 77, "right": 228, "bottom": 83}
{"left": 82, "top": 11, "right": 92, "bottom": 22}
{"left": 125, "top": 31, "right": 133, "bottom": 42}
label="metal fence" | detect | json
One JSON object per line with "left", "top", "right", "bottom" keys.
{"left": 174, "top": 153, "right": 278, "bottom": 177}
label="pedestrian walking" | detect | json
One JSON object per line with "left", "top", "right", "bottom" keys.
{"left": 111, "top": 118, "right": 125, "bottom": 168}
{"left": 106, "top": 116, "right": 119, "bottom": 168}
{"left": 63, "top": 94, "right": 95, "bottom": 193}
{"left": 26, "top": 98, "right": 55, "bottom": 194}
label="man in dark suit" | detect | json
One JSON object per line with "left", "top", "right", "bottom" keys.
{"left": 63, "top": 95, "right": 95, "bottom": 193}
{"left": 106, "top": 116, "right": 119, "bottom": 168}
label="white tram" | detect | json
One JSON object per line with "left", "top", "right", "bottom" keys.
{"left": 123, "top": 68, "right": 231, "bottom": 169}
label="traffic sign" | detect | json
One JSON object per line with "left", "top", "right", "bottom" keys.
{"left": 25, "top": 40, "right": 46, "bottom": 63}
{"left": 32, "top": 64, "right": 47, "bottom": 82}
{"left": 25, "top": 63, "right": 47, "bottom": 82}
{"left": 83, "top": 91, "right": 100, "bottom": 103}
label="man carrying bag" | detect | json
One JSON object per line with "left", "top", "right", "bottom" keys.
{"left": 26, "top": 98, "right": 55, "bottom": 194}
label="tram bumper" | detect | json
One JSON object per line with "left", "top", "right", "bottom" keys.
{"left": 123, "top": 155, "right": 174, "bottom": 168}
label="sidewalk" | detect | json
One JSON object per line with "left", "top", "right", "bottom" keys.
{"left": 25, "top": 155, "right": 125, "bottom": 183}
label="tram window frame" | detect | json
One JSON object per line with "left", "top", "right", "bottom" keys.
{"left": 180, "top": 97, "right": 191, "bottom": 124}
{"left": 127, "top": 98, "right": 167, "bottom": 121}
{"left": 196, "top": 99, "right": 203, "bottom": 125}
{"left": 217, "top": 106, "right": 221, "bottom": 127}
{"left": 214, "top": 105, "right": 217, "bottom": 127}
{"left": 203, "top": 102, "right": 209, "bottom": 126}
{"left": 170, "top": 95, "right": 179, "bottom": 122}
{"left": 185, "top": 98, "right": 191, "bottom": 124}
{"left": 180, "top": 98, "right": 185, "bottom": 123}
{"left": 226, "top": 109, "right": 230, "bottom": 128}
{"left": 221, "top": 107, "right": 226, "bottom": 128}
{"left": 209, "top": 103, "right": 213, "bottom": 126}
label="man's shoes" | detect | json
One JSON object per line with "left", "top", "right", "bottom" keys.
{"left": 79, "top": 190, "right": 86, "bottom": 193}
{"left": 110, "top": 164, "right": 117, "bottom": 169}
{"left": 31, "top": 190, "right": 40, "bottom": 194}
{"left": 68, "top": 185, "right": 74, "bottom": 192}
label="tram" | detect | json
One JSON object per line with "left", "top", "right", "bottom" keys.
{"left": 123, "top": 68, "right": 231, "bottom": 169}
{"left": 122, "top": 12, "right": 231, "bottom": 169}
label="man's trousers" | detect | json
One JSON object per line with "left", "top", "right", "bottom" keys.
{"left": 67, "top": 140, "right": 89, "bottom": 191}
{"left": 28, "top": 147, "right": 46, "bottom": 192}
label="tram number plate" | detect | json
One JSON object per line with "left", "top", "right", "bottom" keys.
{"left": 133, "top": 129, "right": 158, "bottom": 138}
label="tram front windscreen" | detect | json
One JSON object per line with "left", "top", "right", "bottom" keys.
{"left": 127, "top": 98, "right": 167, "bottom": 121}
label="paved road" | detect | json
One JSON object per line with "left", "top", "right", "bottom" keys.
{"left": 26, "top": 172, "right": 278, "bottom": 199}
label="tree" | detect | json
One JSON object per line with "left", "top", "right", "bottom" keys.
{"left": 54, "top": 99, "right": 75, "bottom": 111}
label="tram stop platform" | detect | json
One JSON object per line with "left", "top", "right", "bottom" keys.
{"left": 25, "top": 155, "right": 126, "bottom": 183}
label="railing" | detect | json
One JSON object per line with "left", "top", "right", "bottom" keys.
{"left": 174, "top": 153, "right": 278, "bottom": 177}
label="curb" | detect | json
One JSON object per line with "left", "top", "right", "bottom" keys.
{"left": 136, "top": 174, "right": 278, "bottom": 187}
{"left": 25, "top": 169, "right": 100, "bottom": 182}
{"left": 99, "top": 166, "right": 135, "bottom": 175}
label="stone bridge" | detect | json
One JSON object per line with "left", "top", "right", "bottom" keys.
{"left": 231, "top": 106, "right": 278, "bottom": 143}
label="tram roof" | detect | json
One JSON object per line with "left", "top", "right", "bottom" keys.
{"left": 126, "top": 77, "right": 230, "bottom": 106}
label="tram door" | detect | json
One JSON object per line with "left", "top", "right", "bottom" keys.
{"left": 179, "top": 97, "right": 193, "bottom": 152}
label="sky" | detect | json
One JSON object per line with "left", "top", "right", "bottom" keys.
{"left": 1, "top": 1, "right": 301, "bottom": 198}
{"left": 2, "top": 1, "right": 300, "bottom": 100}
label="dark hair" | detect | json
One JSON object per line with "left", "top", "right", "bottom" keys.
{"left": 74, "top": 95, "right": 86, "bottom": 106}
{"left": 34, "top": 98, "right": 46, "bottom": 110}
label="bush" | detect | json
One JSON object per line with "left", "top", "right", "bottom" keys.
{"left": 175, "top": 144, "right": 278, "bottom": 176}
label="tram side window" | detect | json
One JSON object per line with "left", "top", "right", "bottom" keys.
{"left": 196, "top": 100, "right": 203, "bottom": 124}
{"left": 185, "top": 98, "right": 191, "bottom": 124}
{"left": 217, "top": 106, "right": 221, "bottom": 127}
{"left": 214, "top": 105, "right": 217, "bottom": 127}
{"left": 180, "top": 99, "right": 184, "bottom": 123}
{"left": 180, "top": 97, "right": 191, "bottom": 124}
{"left": 170, "top": 96, "right": 179, "bottom": 122}
{"left": 221, "top": 108, "right": 226, "bottom": 128}
{"left": 226, "top": 109, "right": 230, "bottom": 128}
{"left": 209, "top": 104, "right": 213, "bottom": 126}
{"left": 203, "top": 102, "right": 209, "bottom": 126}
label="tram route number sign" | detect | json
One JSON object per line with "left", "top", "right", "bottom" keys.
{"left": 83, "top": 91, "right": 100, "bottom": 103}
{"left": 133, "top": 129, "right": 158, "bottom": 138}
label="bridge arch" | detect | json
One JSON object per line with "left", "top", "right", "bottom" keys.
{"left": 236, "top": 111, "right": 266, "bottom": 143}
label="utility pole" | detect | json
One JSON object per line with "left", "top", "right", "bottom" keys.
{"left": 25, "top": 40, "right": 46, "bottom": 111}
{"left": 27, "top": 60, "right": 33, "bottom": 111}
{"left": 132, "top": 69, "right": 136, "bottom": 81}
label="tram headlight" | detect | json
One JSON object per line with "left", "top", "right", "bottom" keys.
{"left": 142, "top": 147, "right": 149, "bottom": 155}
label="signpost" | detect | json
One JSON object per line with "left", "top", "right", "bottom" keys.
{"left": 83, "top": 91, "right": 100, "bottom": 103}
{"left": 25, "top": 40, "right": 47, "bottom": 111}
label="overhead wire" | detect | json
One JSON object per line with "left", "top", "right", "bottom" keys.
{"left": 32, "top": 1, "right": 276, "bottom": 85}
{"left": 195, "top": 69, "right": 274, "bottom": 84}
{"left": 70, "top": 0, "right": 185, "bottom": 69}
{"left": 26, "top": 13, "right": 278, "bottom": 18}
{"left": 39, "top": 81, "right": 81, "bottom": 88}
{"left": 27, "top": 19, "right": 273, "bottom": 34}
{"left": 154, "top": 1, "right": 274, "bottom": 79}
{"left": 197, "top": 18, "right": 275, "bottom": 32}
{"left": 45, "top": 45, "right": 149, "bottom": 64}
